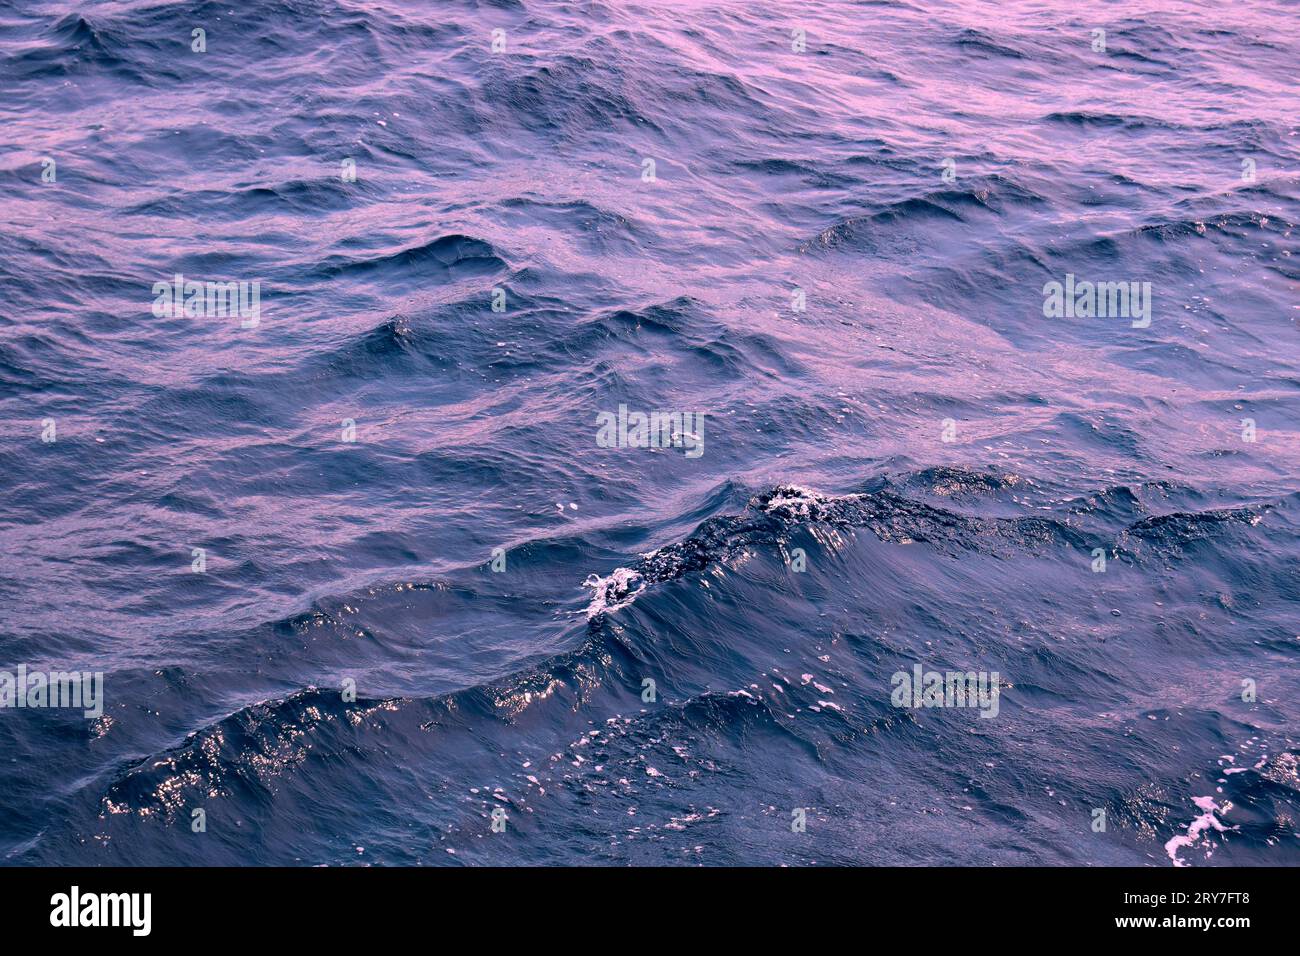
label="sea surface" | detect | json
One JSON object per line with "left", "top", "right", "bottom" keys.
{"left": 1, "top": 0, "right": 1297, "bottom": 866}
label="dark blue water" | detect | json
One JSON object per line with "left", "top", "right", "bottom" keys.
{"left": 1, "top": 0, "right": 1297, "bottom": 866}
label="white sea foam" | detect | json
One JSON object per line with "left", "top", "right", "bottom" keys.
{"left": 583, "top": 567, "right": 646, "bottom": 619}
{"left": 762, "top": 485, "right": 828, "bottom": 517}
{"left": 1165, "top": 795, "right": 1237, "bottom": 867}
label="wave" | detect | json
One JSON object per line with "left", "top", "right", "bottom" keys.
{"left": 311, "top": 234, "right": 507, "bottom": 281}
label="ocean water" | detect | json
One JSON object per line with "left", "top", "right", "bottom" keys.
{"left": 0, "top": 0, "right": 1297, "bottom": 866}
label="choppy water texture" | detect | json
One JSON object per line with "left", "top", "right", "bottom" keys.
{"left": 1, "top": 0, "right": 1298, "bottom": 866}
